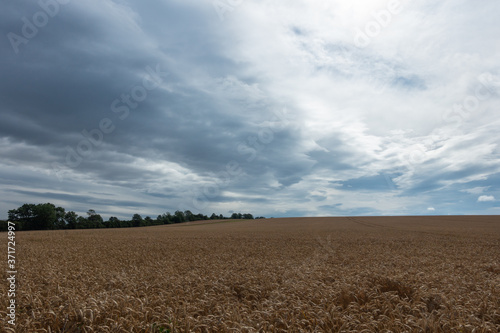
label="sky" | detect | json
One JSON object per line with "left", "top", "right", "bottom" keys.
{"left": 1, "top": 0, "right": 499, "bottom": 220}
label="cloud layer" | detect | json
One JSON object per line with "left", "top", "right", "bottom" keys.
{"left": 1, "top": 0, "right": 499, "bottom": 219}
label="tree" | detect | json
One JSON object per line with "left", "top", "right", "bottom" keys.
{"left": 8, "top": 203, "right": 36, "bottom": 222}
{"left": 6, "top": 203, "right": 258, "bottom": 231}
{"left": 131, "top": 214, "right": 143, "bottom": 227}
{"left": 64, "top": 211, "right": 78, "bottom": 229}
{"left": 107, "top": 216, "right": 120, "bottom": 228}
{"left": 87, "top": 209, "right": 103, "bottom": 228}
{"left": 157, "top": 212, "right": 172, "bottom": 224}
{"left": 8, "top": 203, "right": 39, "bottom": 229}
{"left": 184, "top": 210, "right": 195, "bottom": 221}
{"left": 120, "top": 219, "right": 132, "bottom": 228}
{"left": 27, "top": 203, "right": 58, "bottom": 230}
{"left": 55, "top": 206, "right": 66, "bottom": 229}
{"left": 173, "top": 210, "right": 185, "bottom": 224}
{"left": 196, "top": 213, "right": 208, "bottom": 220}
{"left": 76, "top": 216, "right": 87, "bottom": 228}
{"left": 144, "top": 216, "right": 153, "bottom": 226}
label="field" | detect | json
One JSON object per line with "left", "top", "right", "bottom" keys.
{"left": 1, "top": 216, "right": 499, "bottom": 332}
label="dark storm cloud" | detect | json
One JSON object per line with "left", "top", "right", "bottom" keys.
{"left": 1, "top": 0, "right": 261, "bottom": 173}
{"left": 0, "top": 0, "right": 309, "bottom": 218}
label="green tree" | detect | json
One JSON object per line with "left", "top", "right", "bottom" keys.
{"left": 173, "top": 210, "right": 185, "bottom": 224}
{"left": 107, "top": 216, "right": 121, "bottom": 228}
{"left": 144, "top": 216, "right": 153, "bottom": 226}
{"left": 87, "top": 209, "right": 104, "bottom": 228}
{"left": 8, "top": 203, "right": 36, "bottom": 228}
{"left": 184, "top": 210, "right": 195, "bottom": 221}
{"left": 64, "top": 211, "right": 78, "bottom": 229}
{"left": 29, "top": 203, "right": 57, "bottom": 230}
{"left": 131, "top": 214, "right": 143, "bottom": 227}
{"left": 76, "top": 216, "right": 87, "bottom": 228}
{"left": 55, "top": 206, "right": 66, "bottom": 229}
{"left": 120, "top": 219, "right": 132, "bottom": 228}
{"left": 157, "top": 212, "right": 173, "bottom": 224}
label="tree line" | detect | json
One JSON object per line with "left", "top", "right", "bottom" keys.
{"left": 1, "top": 203, "right": 264, "bottom": 231}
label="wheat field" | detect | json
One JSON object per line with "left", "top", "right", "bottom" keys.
{"left": 1, "top": 216, "right": 499, "bottom": 332}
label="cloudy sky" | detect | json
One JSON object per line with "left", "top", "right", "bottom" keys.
{"left": 1, "top": 0, "right": 499, "bottom": 219}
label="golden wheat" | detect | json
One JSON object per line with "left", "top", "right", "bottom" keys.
{"left": 1, "top": 216, "right": 499, "bottom": 332}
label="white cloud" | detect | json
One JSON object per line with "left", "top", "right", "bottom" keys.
{"left": 462, "top": 186, "right": 490, "bottom": 195}
{"left": 478, "top": 195, "right": 495, "bottom": 202}
{"left": 427, "top": 207, "right": 435, "bottom": 211}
